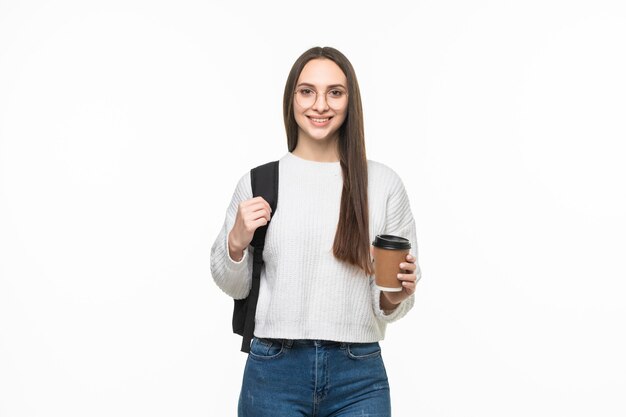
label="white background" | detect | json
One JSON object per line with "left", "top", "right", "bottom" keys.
{"left": 1, "top": 1, "right": 625, "bottom": 416}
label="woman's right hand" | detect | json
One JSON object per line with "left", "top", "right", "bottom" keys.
{"left": 227, "top": 197, "right": 272, "bottom": 261}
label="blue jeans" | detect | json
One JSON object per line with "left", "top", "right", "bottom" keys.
{"left": 238, "top": 337, "right": 391, "bottom": 417}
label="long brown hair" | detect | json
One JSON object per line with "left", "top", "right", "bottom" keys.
{"left": 283, "top": 46, "right": 373, "bottom": 276}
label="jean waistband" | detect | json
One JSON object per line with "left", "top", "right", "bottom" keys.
{"left": 255, "top": 337, "right": 379, "bottom": 349}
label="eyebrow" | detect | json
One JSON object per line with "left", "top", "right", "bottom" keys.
{"left": 296, "top": 82, "right": 347, "bottom": 90}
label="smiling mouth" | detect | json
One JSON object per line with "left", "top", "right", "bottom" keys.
{"left": 307, "top": 116, "right": 333, "bottom": 123}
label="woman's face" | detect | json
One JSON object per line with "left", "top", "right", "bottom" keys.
{"left": 293, "top": 58, "right": 348, "bottom": 146}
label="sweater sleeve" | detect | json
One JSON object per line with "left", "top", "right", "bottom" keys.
{"left": 210, "top": 172, "right": 254, "bottom": 299}
{"left": 371, "top": 171, "right": 421, "bottom": 323}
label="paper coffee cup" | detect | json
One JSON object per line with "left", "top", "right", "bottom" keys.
{"left": 372, "top": 234, "right": 411, "bottom": 292}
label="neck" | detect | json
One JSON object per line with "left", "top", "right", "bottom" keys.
{"left": 293, "top": 133, "right": 340, "bottom": 163}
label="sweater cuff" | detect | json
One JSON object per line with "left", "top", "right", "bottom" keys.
{"left": 371, "top": 281, "right": 415, "bottom": 323}
{"left": 224, "top": 232, "right": 249, "bottom": 273}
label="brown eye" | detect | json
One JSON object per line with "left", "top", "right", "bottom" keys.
{"left": 329, "top": 89, "right": 344, "bottom": 97}
{"left": 299, "top": 88, "right": 315, "bottom": 96}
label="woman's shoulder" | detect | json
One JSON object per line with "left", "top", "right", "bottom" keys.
{"left": 367, "top": 159, "right": 413, "bottom": 214}
{"left": 226, "top": 169, "right": 252, "bottom": 202}
{"left": 235, "top": 169, "right": 252, "bottom": 188}
{"left": 367, "top": 159, "right": 404, "bottom": 188}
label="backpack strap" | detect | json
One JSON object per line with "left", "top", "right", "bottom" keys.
{"left": 239, "top": 160, "right": 279, "bottom": 352}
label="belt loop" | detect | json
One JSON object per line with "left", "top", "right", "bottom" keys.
{"left": 283, "top": 339, "right": 293, "bottom": 348}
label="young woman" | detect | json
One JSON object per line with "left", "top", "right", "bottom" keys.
{"left": 210, "top": 46, "right": 421, "bottom": 417}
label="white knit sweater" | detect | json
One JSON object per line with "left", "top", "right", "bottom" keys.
{"left": 210, "top": 151, "right": 420, "bottom": 343}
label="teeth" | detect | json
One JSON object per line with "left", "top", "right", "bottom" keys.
{"left": 311, "top": 118, "right": 329, "bottom": 122}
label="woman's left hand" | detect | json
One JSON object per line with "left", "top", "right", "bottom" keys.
{"left": 382, "top": 254, "right": 419, "bottom": 306}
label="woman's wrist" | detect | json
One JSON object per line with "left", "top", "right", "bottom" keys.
{"left": 227, "top": 232, "right": 245, "bottom": 262}
{"left": 380, "top": 292, "right": 401, "bottom": 313}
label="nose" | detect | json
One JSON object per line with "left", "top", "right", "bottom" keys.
{"left": 312, "top": 92, "right": 330, "bottom": 112}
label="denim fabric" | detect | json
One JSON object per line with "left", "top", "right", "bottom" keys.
{"left": 238, "top": 337, "right": 391, "bottom": 417}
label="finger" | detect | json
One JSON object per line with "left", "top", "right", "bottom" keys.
{"left": 405, "top": 254, "right": 415, "bottom": 262}
{"left": 242, "top": 198, "right": 272, "bottom": 214}
{"left": 397, "top": 273, "right": 417, "bottom": 282}
{"left": 399, "top": 262, "right": 417, "bottom": 272}
{"left": 401, "top": 280, "right": 417, "bottom": 293}
{"left": 239, "top": 197, "right": 272, "bottom": 214}
{"left": 244, "top": 203, "right": 272, "bottom": 221}
{"left": 249, "top": 217, "right": 269, "bottom": 229}
{"left": 249, "top": 209, "right": 271, "bottom": 223}
{"left": 242, "top": 200, "right": 270, "bottom": 213}
{"left": 243, "top": 202, "right": 270, "bottom": 218}
{"left": 398, "top": 277, "right": 417, "bottom": 288}
{"left": 247, "top": 196, "right": 269, "bottom": 205}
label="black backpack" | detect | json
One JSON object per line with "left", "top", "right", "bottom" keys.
{"left": 232, "top": 160, "right": 279, "bottom": 353}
